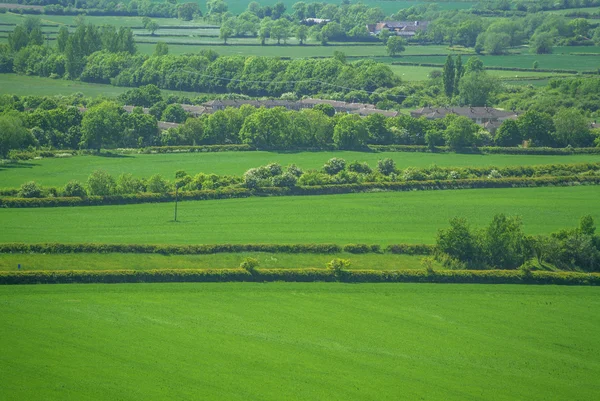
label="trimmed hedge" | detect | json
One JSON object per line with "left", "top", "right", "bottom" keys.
{"left": 2, "top": 175, "right": 600, "bottom": 208}
{"left": 385, "top": 244, "right": 435, "bottom": 255}
{"left": 0, "top": 269, "right": 598, "bottom": 285}
{"left": 139, "top": 144, "right": 255, "bottom": 154}
{"left": 0, "top": 242, "right": 344, "bottom": 255}
{"left": 369, "top": 145, "right": 600, "bottom": 155}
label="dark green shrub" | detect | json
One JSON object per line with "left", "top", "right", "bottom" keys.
{"left": 62, "top": 180, "right": 87, "bottom": 197}
{"left": 18, "top": 181, "right": 43, "bottom": 198}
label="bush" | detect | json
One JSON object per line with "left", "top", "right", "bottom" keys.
{"left": 18, "top": 181, "right": 43, "bottom": 198}
{"left": 348, "top": 161, "right": 372, "bottom": 174}
{"left": 86, "top": 170, "right": 115, "bottom": 196}
{"left": 377, "top": 158, "right": 396, "bottom": 176}
{"left": 240, "top": 257, "right": 259, "bottom": 273}
{"left": 62, "top": 180, "right": 87, "bottom": 197}
{"left": 147, "top": 174, "right": 171, "bottom": 193}
{"left": 323, "top": 158, "right": 346, "bottom": 175}
{"left": 272, "top": 172, "right": 297, "bottom": 188}
{"left": 326, "top": 258, "right": 351, "bottom": 274}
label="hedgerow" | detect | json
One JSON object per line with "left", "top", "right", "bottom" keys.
{"left": 0, "top": 243, "right": 344, "bottom": 255}
{"left": 2, "top": 175, "right": 600, "bottom": 208}
{"left": 0, "top": 269, "right": 598, "bottom": 285}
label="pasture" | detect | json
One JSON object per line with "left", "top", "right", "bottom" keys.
{"left": 0, "top": 74, "right": 208, "bottom": 98}
{"left": 395, "top": 53, "right": 600, "bottom": 72}
{"left": 1, "top": 283, "right": 598, "bottom": 400}
{"left": 0, "top": 252, "right": 437, "bottom": 271}
{"left": 2, "top": 151, "right": 599, "bottom": 188}
{"left": 1, "top": 186, "right": 598, "bottom": 245}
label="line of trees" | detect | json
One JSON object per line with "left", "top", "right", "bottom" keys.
{"left": 436, "top": 214, "right": 600, "bottom": 272}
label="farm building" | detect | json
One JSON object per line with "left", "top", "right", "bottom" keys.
{"left": 366, "top": 21, "right": 429, "bottom": 37}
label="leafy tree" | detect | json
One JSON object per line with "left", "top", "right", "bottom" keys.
{"left": 18, "top": 181, "right": 43, "bottom": 198}
{"left": 146, "top": 21, "right": 160, "bottom": 36}
{"left": 86, "top": 170, "right": 116, "bottom": 196}
{"left": 464, "top": 57, "right": 484, "bottom": 74}
{"left": 239, "top": 107, "right": 290, "bottom": 148}
{"left": 494, "top": 119, "right": 522, "bottom": 147}
{"left": 530, "top": 32, "right": 553, "bottom": 54}
{"left": 8, "top": 25, "right": 30, "bottom": 52}
{"left": 516, "top": 110, "right": 555, "bottom": 147}
{"left": 313, "top": 103, "right": 335, "bottom": 117}
{"left": 552, "top": 108, "right": 592, "bottom": 147}
{"left": 436, "top": 217, "right": 481, "bottom": 267}
{"left": 386, "top": 36, "right": 406, "bottom": 56}
{"left": 333, "top": 114, "right": 368, "bottom": 149}
{"left": 62, "top": 180, "right": 87, "bottom": 197}
{"left": 161, "top": 104, "right": 188, "bottom": 123}
{"left": 56, "top": 26, "right": 69, "bottom": 53}
{"left": 377, "top": 158, "right": 396, "bottom": 176}
{"left": 443, "top": 116, "right": 479, "bottom": 149}
{"left": 296, "top": 24, "right": 308, "bottom": 45}
{"left": 153, "top": 41, "right": 169, "bottom": 56}
{"left": 0, "top": 113, "right": 35, "bottom": 158}
{"left": 484, "top": 32, "right": 511, "bottom": 55}
{"left": 323, "top": 157, "right": 346, "bottom": 175}
{"left": 80, "top": 101, "right": 124, "bottom": 151}
{"left": 147, "top": 174, "right": 172, "bottom": 193}
{"left": 481, "top": 214, "right": 528, "bottom": 269}
{"left": 442, "top": 55, "right": 455, "bottom": 98}
{"left": 178, "top": 3, "right": 201, "bottom": 21}
{"left": 454, "top": 55, "right": 464, "bottom": 96}
{"left": 116, "top": 173, "right": 146, "bottom": 194}
{"left": 458, "top": 71, "right": 498, "bottom": 107}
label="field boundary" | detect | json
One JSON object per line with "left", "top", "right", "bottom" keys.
{"left": 2, "top": 175, "right": 599, "bottom": 208}
{"left": 0, "top": 242, "right": 433, "bottom": 255}
{"left": 1, "top": 269, "right": 598, "bottom": 285}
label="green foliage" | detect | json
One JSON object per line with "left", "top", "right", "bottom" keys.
{"left": 86, "top": 170, "right": 116, "bottom": 196}
{"left": 386, "top": 36, "right": 406, "bottom": 57}
{"left": 18, "top": 181, "right": 43, "bottom": 198}
{"left": 326, "top": 258, "right": 351, "bottom": 274}
{"left": 240, "top": 257, "right": 259, "bottom": 273}
{"left": 443, "top": 116, "right": 479, "bottom": 149}
{"left": 377, "top": 158, "right": 396, "bottom": 176}
{"left": 323, "top": 158, "right": 346, "bottom": 175}
{"left": 62, "top": 180, "right": 87, "bottom": 197}
{"left": 80, "top": 101, "right": 124, "bottom": 151}
{"left": 0, "top": 113, "right": 35, "bottom": 158}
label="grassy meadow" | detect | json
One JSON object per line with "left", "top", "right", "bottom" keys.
{"left": 1, "top": 283, "right": 598, "bottom": 400}
{"left": 1, "top": 186, "right": 598, "bottom": 245}
{"left": 0, "top": 252, "right": 438, "bottom": 271}
{"left": 3, "top": 151, "right": 600, "bottom": 188}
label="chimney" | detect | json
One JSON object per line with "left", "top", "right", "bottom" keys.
{"left": 415, "top": 21, "right": 419, "bottom": 26}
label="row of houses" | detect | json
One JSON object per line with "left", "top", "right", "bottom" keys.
{"left": 123, "top": 98, "right": 400, "bottom": 124}
{"left": 410, "top": 106, "right": 519, "bottom": 133}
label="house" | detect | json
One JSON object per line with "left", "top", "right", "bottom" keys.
{"left": 366, "top": 21, "right": 429, "bottom": 37}
{"left": 411, "top": 106, "right": 519, "bottom": 133}
{"left": 302, "top": 18, "right": 330, "bottom": 25}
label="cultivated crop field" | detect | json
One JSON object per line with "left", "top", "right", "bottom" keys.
{"left": 1, "top": 283, "right": 598, "bottom": 400}
{"left": 2, "top": 186, "right": 599, "bottom": 245}
{"left": 0, "top": 252, "right": 437, "bottom": 271}
{"left": 3, "top": 151, "right": 599, "bottom": 187}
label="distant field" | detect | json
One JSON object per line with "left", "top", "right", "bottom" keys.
{"left": 389, "top": 64, "right": 567, "bottom": 81}
{"left": 0, "top": 252, "right": 436, "bottom": 271}
{"left": 1, "top": 186, "right": 598, "bottom": 244}
{"left": 135, "top": 43, "right": 453, "bottom": 58}
{"left": 0, "top": 12, "right": 200, "bottom": 27}
{"left": 1, "top": 283, "right": 599, "bottom": 400}
{"left": 0, "top": 73, "right": 209, "bottom": 98}
{"left": 397, "top": 54, "right": 600, "bottom": 72}
{"left": 2, "top": 151, "right": 600, "bottom": 188}
{"left": 224, "top": 0, "right": 476, "bottom": 14}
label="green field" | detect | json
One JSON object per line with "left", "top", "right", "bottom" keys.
{"left": 0, "top": 12, "right": 203, "bottom": 27}
{"left": 0, "top": 73, "right": 209, "bottom": 98}
{"left": 2, "top": 151, "right": 599, "bottom": 188}
{"left": 1, "top": 283, "right": 598, "bottom": 400}
{"left": 0, "top": 252, "right": 437, "bottom": 271}
{"left": 1, "top": 186, "right": 598, "bottom": 245}
{"left": 396, "top": 54, "right": 600, "bottom": 72}
{"left": 389, "top": 64, "right": 568, "bottom": 81}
